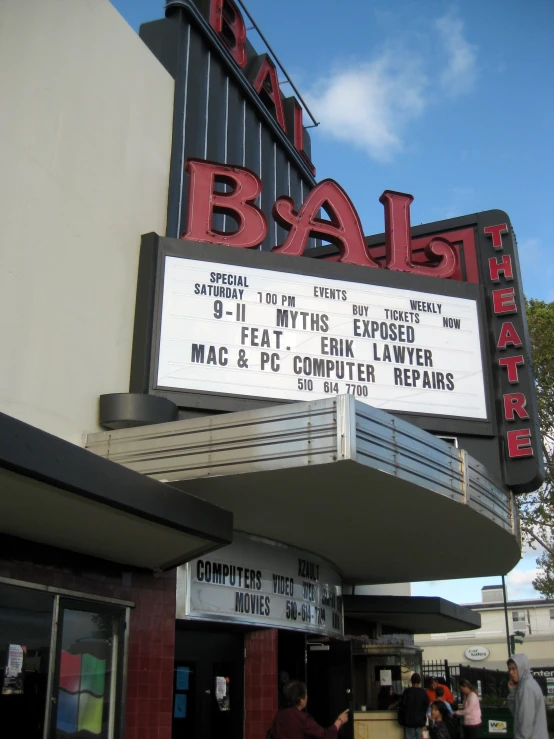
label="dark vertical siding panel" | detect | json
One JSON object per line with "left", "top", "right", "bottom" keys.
{"left": 206, "top": 56, "right": 227, "bottom": 232}
{"left": 260, "top": 127, "right": 275, "bottom": 252}
{"left": 274, "top": 144, "right": 289, "bottom": 247}
{"left": 179, "top": 29, "right": 210, "bottom": 237}
{"left": 244, "top": 109, "right": 261, "bottom": 177}
{"left": 243, "top": 108, "right": 261, "bottom": 249}
{"left": 226, "top": 83, "right": 244, "bottom": 168}
{"left": 289, "top": 167, "right": 303, "bottom": 211}
{"left": 172, "top": 22, "right": 317, "bottom": 247}
{"left": 224, "top": 82, "right": 244, "bottom": 238}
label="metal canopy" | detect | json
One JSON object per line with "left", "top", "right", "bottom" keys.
{"left": 0, "top": 412, "right": 233, "bottom": 571}
{"left": 343, "top": 595, "right": 481, "bottom": 633}
{"left": 86, "top": 396, "right": 521, "bottom": 583}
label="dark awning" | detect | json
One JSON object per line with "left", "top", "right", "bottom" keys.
{"left": 344, "top": 595, "right": 481, "bottom": 633}
{"left": 0, "top": 412, "right": 233, "bottom": 570}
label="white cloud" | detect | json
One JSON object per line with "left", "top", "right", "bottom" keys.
{"left": 435, "top": 13, "right": 477, "bottom": 95}
{"left": 306, "top": 52, "right": 428, "bottom": 163}
{"left": 307, "top": 12, "right": 477, "bottom": 162}
{"left": 506, "top": 566, "right": 541, "bottom": 599}
{"left": 508, "top": 568, "right": 540, "bottom": 585}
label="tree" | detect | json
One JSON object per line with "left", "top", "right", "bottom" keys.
{"left": 517, "top": 299, "right": 554, "bottom": 597}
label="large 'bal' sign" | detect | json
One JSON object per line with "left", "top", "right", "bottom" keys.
{"left": 133, "top": 0, "right": 543, "bottom": 494}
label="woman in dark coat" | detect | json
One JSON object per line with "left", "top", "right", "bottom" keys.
{"left": 272, "top": 680, "right": 349, "bottom": 739}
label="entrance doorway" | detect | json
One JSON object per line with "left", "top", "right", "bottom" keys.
{"left": 174, "top": 625, "right": 244, "bottom": 739}
{"left": 278, "top": 630, "right": 306, "bottom": 707}
{"left": 307, "top": 639, "right": 354, "bottom": 739}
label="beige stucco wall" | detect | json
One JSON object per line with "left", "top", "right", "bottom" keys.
{"left": 417, "top": 637, "right": 554, "bottom": 671}
{"left": 416, "top": 602, "right": 554, "bottom": 670}
{"left": 0, "top": 0, "right": 173, "bottom": 443}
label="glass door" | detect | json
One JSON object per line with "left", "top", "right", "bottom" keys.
{"left": 49, "top": 600, "right": 124, "bottom": 739}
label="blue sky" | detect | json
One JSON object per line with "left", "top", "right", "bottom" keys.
{"left": 110, "top": 0, "right": 554, "bottom": 604}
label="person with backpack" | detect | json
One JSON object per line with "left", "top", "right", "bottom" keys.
{"left": 398, "top": 672, "right": 430, "bottom": 739}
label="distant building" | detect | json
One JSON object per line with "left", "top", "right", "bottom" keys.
{"left": 416, "top": 585, "right": 554, "bottom": 672}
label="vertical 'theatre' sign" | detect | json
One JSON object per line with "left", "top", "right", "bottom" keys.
{"left": 480, "top": 214, "right": 543, "bottom": 492}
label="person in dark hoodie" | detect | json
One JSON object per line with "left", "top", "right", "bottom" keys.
{"left": 507, "top": 654, "right": 548, "bottom": 739}
{"left": 398, "top": 673, "right": 430, "bottom": 739}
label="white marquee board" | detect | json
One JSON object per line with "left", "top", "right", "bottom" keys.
{"left": 176, "top": 533, "right": 343, "bottom": 636}
{"left": 157, "top": 256, "right": 487, "bottom": 419}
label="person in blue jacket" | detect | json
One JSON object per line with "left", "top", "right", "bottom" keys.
{"left": 507, "top": 654, "right": 548, "bottom": 739}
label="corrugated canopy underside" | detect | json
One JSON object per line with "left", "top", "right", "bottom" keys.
{"left": 86, "top": 396, "right": 520, "bottom": 582}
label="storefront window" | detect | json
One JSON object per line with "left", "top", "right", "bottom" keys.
{"left": 52, "top": 602, "right": 124, "bottom": 739}
{"left": 0, "top": 583, "right": 54, "bottom": 737}
{"left": 0, "top": 582, "right": 126, "bottom": 739}
{"left": 352, "top": 647, "right": 423, "bottom": 711}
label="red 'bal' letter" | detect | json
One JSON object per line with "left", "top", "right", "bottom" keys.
{"left": 182, "top": 159, "right": 267, "bottom": 248}
{"left": 272, "top": 180, "right": 379, "bottom": 267}
{"left": 379, "top": 191, "right": 457, "bottom": 278}
{"left": 250, "top": 55, "right": 287, "bottom": 132}
{"left": 209, "top": 0, "right": 247, "bottom": 68}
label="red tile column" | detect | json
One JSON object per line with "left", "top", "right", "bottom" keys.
{"left": 125, "top": 570, "right": 176, "bottom": 739}
{"left": 244, "top": 629, "right": 278, "bottom": 739}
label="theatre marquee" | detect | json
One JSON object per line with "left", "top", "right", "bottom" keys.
{"left": 156, "top": 251, "right": 487, "bottom": 420}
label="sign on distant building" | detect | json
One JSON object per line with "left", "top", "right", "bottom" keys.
{"left": 465, "top": 646, "right": 490, "bottom": 661}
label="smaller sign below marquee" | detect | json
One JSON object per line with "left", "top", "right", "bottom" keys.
{"left": 465, "top": 646, "right": 490, "bottom": 661}
{"left": 157, "top": 255, "right": 487, "bottom": 419}
{"left": 176, "top": 533, "right": 344, "bottom": 637}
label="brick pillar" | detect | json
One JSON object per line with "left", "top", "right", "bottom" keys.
{"left": 244, "top": 629, "right": 278, "bottom": 739}
{"left": 125, "top": 570, "right": 176, "bottom": 739}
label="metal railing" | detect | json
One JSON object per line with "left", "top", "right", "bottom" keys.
{"left": 423, "top": 660, "right": 509, "bottom": 703}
